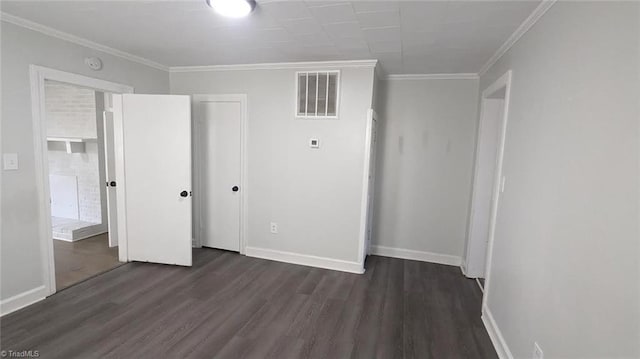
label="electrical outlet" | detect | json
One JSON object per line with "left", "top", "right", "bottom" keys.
{"left": 3, "top": 153, "right": 18, "bottom": 170}
{"left": 270, "top": 222, "right": 278, "bottom": 234}
{"left": 533, "top": 342, "right": 543, "bottom": 359}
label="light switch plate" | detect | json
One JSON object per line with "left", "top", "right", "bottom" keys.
{"left": 3, "top": 153, "right": 18, "bottom": 170}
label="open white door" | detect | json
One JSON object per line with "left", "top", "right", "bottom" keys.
{"left": 115, "top": 94, "right": 192, "bottom": 266}
{"left": 358, "top": 109, "right": 378, "bottom": 268}
{"left": 103, "top": 110, "right": 118, "bottom": 247}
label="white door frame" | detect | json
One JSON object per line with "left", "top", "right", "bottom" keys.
{"left": 357, "top": 108, "right": 377, "bottom": 270}
{"left": 191, "top": 94, "right": 248, "bottom": 254}
{"left": 30, "top": 65, "right": 133, "bottom": 296}
{"left": 476, "top": 70, "right": 513, "bottom": 312}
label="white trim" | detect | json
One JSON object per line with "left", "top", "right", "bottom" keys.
{"left": 357, "top": 109, "right": 376, "bottom": 266}
{"left": 385, "top": 73, "right": 479, "bottom": 81}
{"left": 170, "top": 59, "right": 377, "bottom": 73}
{"left": 480, "top": 70, "right": 513, "bottom": 312}
{"left": 0, "top": 286, "right": 47, "bottom": 316}
{"left": 370, "top": 245, "right": 462, "bottom": 267}
{"left": 192, "top": 94, "right": 249, "bottom": 255}
{"left": 245, "top": 247, "right": 364, "bottom": 274}
{"left": 478, "top": 1, "right": 557, "bottom": 76}
{"left": 482, "top": 305, "right": 514, "bottom": 359}
{"left": 30, "top": 65, "right": 134, "bottom": 297}
{"left": 1, "top": 12, "right": 169, "bottom": 72}
{"left": 111, "top": 95, "right": 129, "bottom": 263}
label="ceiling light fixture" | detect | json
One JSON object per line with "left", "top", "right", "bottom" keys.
{"left": 206, "top": 0, "right": 256, "bottom": 18}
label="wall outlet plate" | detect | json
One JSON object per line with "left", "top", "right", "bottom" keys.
{"left": 533, "top": 342, "right": 543, "bottom": 359}
{"left": 3, "top": 153, "right": 18, "bottom": 170}
{"left": 270, "top": 222, "right": 278, "bottom": 234}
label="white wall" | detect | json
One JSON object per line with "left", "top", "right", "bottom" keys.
{"left": 0, "top": 22, "right": 169, "bottom": 304}
{"left": 170, "top": 66, "right": 375, "bottom": 265}
{"left": 45, "top": 81, "right": 102, "bottom": 224}
{"left": 479, "top": 2, "right": 640, "bottom": 357}
{"left": 372, "top": 78, "right": 479, "bottom": 260}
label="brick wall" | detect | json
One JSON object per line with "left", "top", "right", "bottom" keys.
{"left": 45, "top": 81, "right": 102, "bottom": 224}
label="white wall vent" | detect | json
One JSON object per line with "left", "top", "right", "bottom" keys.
{"left": 296, "top": 71, "right": 339, "bottom": 118}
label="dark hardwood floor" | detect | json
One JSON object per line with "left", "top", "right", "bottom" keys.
{"left": 54, "top": 233, "right": 122, "bottom": 290}
{"left": 0, "top": 248, "right": 497, "bottom": 359}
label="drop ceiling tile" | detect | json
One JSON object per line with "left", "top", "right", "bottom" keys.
{"left": 255, "top": 27, "right": 292, "bottom": 42}
{"left": 308, "top": 3, "right": 357, "bottom": 24}
{"left": 401, "top": 30, "right": 439, "bottom": 45}
{"left": 259, "top": 1, "right": 313, "bottom": 20}
{"left": 400, "top": 2, "right": 448, "bottom": 33}
{"left": 363, "top": 26, "right": 401, "bottom": 42}
{"left": 281, "top": 18, "right": 324, "bottom": 35}
{"left": 339, "top": 49, "right": 374, "bottom": 59}
{"left": 356, "top": 10, "right": 400, "bottom": 28}
{"left": 368, "top": 40, "right": 402, "bottom": 54}
{"left": 292, "top": 32, "right": 334, "bottom": 47}
{"left": 323, "top": 21, "right": 364, "bottom": 39}
{"left": 333, "top": 37, "right": 370, "bottom": 51}
{"left": 352, "top": 1, "right": 400, "bottom": 14}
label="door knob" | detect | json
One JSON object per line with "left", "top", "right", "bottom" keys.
{"left": 232, "top": 186, "right": 239, "bottom": 192}
{"left": 180, "top": 190, "right": 188, "bottom": 197}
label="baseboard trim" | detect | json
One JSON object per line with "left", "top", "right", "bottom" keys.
{"left": 370, "top": 245, "right": 462, "bottom": 266}
{"left": 245, "top": 247, "right": 364, "bottom": 274}
{"left": 1, "top": 285, "right": 47, "bottom": 316}
{"left": 481, "top": 305, "right": 514, "bottom": 359}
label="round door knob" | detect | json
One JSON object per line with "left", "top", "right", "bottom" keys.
{"left": 180, "top": 190, "right": 188, "bottom": 197}
{"left": 232, "top": 186, "right": 239, "bottom": 192}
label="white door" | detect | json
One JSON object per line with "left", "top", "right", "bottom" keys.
{"left": 197, "top": 98, "right": 242, "bottom": 252}
{"left": 117, "top": 94, "right": 192, "bottom": 266}
{"left": 465, "top": 98, "right": 505, "bottom": 278}
{"left": 103, "top": 110, "right": 118, "bottom": 247}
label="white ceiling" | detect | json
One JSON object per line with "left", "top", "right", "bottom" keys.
{"left": 1, "top": 0, "right": 541, "bottom": 74}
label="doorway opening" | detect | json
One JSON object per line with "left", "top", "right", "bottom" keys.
{"left": 31, "top": 65, "right": 134, "bottom": 296}
{"left": 192, "top": 94, "right": 248, "bottom": 254}
{"left": 463, "top": 71, "right": 512, "bottom": 298}
{"left": 44, "top": 80, "right": 119, "bottom": 290}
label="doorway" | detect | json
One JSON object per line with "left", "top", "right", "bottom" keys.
{"left": 464, "top": 71, "right": 512, "bottom": 293}
{"left": 43, "top": 80, "right": 120, "bottom": 290}
{"left": 193, "top": 94, "right": 247, "bottom": 253}
{"left": 31, "top": 66, "right": 134, "bottom": 295}
{"left": 32, "top": 66, "right": 195, "bottom": 298}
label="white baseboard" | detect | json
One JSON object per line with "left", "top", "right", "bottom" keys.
{"left": 1, "top": 285, "right": 47, "bottom": 316}
{"left": 481, "top": 305, "right": 514, "bottom": 359}
{"left": 245, "top": 247, "right": 364, "bottom": 274}
{"left": 370, "top": 245, "right": 462, "bottom": 266}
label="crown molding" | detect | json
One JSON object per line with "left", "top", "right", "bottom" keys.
{"left": 169, "top": 59, "right": 378, "bottom": 73}
{"left": 0, "top": 12, "right": 169, "bottom": 72}
{"left": 385, "top": 73, "right": 479, "bottom": 81}
{"left": 478, "top": 0, "right": 557, "bottom": 77}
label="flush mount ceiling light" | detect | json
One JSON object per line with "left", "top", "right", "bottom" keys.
{"left": 206, "top": 0, "right": 256, "bottom": 18}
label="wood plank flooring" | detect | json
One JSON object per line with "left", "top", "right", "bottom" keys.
{"left": 54, "top": 233, "right": 122, "bottom": 290}
{"left": 0, "top": 248, "right": 497, "bottom": 359}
